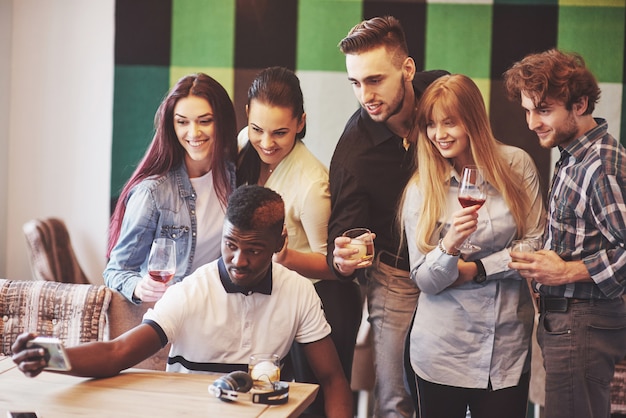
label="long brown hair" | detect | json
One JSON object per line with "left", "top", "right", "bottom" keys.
{"left": 107, "top": 73, "right": 237, "bottom": 257}
{"left": 401, "top": 74, "right": 530, "bottom": 253}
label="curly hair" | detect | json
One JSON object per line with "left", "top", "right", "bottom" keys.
{"left": 503, "top": 49, "right": 600, "bottom": 114}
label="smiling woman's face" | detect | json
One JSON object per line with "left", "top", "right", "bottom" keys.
{"left": 246, "top": 99, "right": 304, "bottom": 169}
{"left": 426, "top": 106, "right": 471, "bottom": 168}
{"left": 173, "top": 94, "right": 215, "bottom": 177}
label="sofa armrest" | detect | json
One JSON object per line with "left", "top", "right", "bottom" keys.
{"left": 106, "top": 290, "right": 169, "bottom": 371}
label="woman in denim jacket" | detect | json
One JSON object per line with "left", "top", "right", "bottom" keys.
{"left": 104, "top": 73, "right": 237, "bottom": 304}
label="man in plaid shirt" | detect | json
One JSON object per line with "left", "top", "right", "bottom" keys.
{"left": 504, "top": 49, "right": 626, "bottom": 418}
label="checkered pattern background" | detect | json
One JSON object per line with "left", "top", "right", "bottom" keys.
{"left": 112, "top": 0, "right": 626, "bottom": 200}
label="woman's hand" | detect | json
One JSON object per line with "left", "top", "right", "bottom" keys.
{"left": 133, "top": 275, "right": 168, "bottom": 302}
{"left": 442, "top": 206, "right": 480, "bottom": 252}
{"left": 272, "top": 226, "right": 290, "bottom": 264}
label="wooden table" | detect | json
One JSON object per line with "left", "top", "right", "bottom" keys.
{"left": 0, "top": 357, "right": 318, "bottom": 417}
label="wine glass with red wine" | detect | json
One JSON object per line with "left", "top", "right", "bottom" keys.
{"left": 147, "top": 238, "right": 176, "bottom": 284}
{"left": 457, "top": 165, "right": 486, "bottom": 254}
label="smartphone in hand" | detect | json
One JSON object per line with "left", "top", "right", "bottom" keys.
{"left": 26, "top": 336, "right": 72, "bottom": 371}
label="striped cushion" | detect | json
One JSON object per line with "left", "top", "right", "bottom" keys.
{"left": 0, "top": 279, "right": 111, "bottom": 355}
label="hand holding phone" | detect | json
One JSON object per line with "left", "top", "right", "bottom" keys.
{"left": 26, "top": 336, "right": 72, "bottom": 371}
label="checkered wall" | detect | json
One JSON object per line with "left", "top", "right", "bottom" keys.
{"left": 112, "top": 0, "right": 626, "bottom": 201}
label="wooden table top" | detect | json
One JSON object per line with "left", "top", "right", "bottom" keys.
{"left": 0, "top": 357, "right": 318, "bottom": 417}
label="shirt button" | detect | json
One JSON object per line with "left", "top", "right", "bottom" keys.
{"left": 172, "top": 234, "right": 177, "bottom": 238}
{"left": 191, "top": 210, "right": 195, "bottom": 215}
{"left": 192, "top": 232, "right": 196, "bottom": 237}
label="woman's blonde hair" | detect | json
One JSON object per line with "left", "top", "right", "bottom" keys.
{"left": 401, "top": 74, "right": 530, "bottom": 253}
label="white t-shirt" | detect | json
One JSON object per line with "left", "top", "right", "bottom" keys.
{"left": 143, "top": 258, "right": 331, "bottom": 373}
{"left": 189, "top": 171, "right": 224, "bottom": 273}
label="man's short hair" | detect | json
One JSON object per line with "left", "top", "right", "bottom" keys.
{"left": 338, "top": 15, "right": 408, "bottom": 67}
{"left": 226, "top": 185, "right": 284, "bottom": 235}
{"left": 503, "top": 48, "right": 600, "bottom": 114}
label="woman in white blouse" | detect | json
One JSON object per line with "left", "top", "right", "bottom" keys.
{"left": 236, "top": 67, "right": 362, "bottom": 416}
{"left": 400, "top": 74, "right": 545, "bottom": 418}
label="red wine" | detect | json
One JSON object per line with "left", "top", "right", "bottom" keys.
{"left": 149, "top": 270, "right": 174, "bottom": 283}
{"left": 458, "top": 196, "right": 486, "bottom": 209}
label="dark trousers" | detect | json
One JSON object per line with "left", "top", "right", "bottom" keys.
{"left": 290, "top": 280, "right": 362, "bottom": 416}
{"left": 414, "top": 372, "right": 530, "bottom": 418}
{"left": 538, "top": 297, "right": 626, "bottom": 418}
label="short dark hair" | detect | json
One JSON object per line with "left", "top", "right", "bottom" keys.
{"left": 338, "top": 16, "right": 408, "bottom": 67}
{"left": 503, "top": 49, "right": 600, "bottom": 114}
{"left": 226, "top": 185, "right": 284, "bottom": 235}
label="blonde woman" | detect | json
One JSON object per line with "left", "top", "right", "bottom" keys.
{"left": 401, "top": 74, "right": 545, "bottom": 418}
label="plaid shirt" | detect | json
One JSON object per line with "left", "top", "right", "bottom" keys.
{"left": 538, "top": 118, "right": 626, "bottom": 299}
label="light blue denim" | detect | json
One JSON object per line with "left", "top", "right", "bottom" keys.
{"left": 104, "top": 162, "right": 235, "bottom": 304}
{"left": 365, "top": 255, "right": 420, "bottom": 418}
{"left": 538, "top": 297, "right": 626, "bottom": 418}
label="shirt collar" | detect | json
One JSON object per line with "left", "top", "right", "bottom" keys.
{"left": 360, "top": 106, "right": 396, "bottom": 146}
{"left": 558, "top": 118, "right": 607, "bottom": 162}
{"left": 217, "top": 257, "right": 272, "bottom": 296}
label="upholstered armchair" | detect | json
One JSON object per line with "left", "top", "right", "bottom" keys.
{"left": 22, "top": 217, "right": 90, "bottom": 284}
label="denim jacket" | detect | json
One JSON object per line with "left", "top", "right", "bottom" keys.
{"left": 104, "top": 162, "right": 235, "bottom": 304}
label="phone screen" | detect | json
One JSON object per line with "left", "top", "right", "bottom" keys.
{"left": 7, "top": 413, "right": 39, "bottom": 418}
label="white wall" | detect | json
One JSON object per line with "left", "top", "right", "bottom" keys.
{"left": 0, "top": 0, "right": 353, "bottom": 286}
{"left": 0, "top": 0, "right": 12, "bottom": 277}
{"left": 2, "top": 0, "right": 115, "bottom": 284}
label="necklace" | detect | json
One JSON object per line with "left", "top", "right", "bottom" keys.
{"left": 265, "top": 164, "right": 275, "bottom": 174}
{"left": 402, "top": 106, "right": 418, "bottom": 150}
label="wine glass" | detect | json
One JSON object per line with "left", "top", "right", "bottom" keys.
{"left": 147, "top": 238, "right": 176, "bottom": 284}
{"left": 457, "top": 165, "right": 486, "bottom": 254}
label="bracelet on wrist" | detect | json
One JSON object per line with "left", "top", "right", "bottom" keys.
{"left": 438, "top": 238, "right": 461, "bottom": 257}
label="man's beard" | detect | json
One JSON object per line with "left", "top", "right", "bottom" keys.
{"left": 540, "top": 111, "right": 579, "bottom": 149}
{"left": 366, "top": 81, "right": 406, "bottom": 124}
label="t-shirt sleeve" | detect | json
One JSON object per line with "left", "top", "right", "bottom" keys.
{"left": 293, "top": 279, "right": 331, "bottom": 344}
